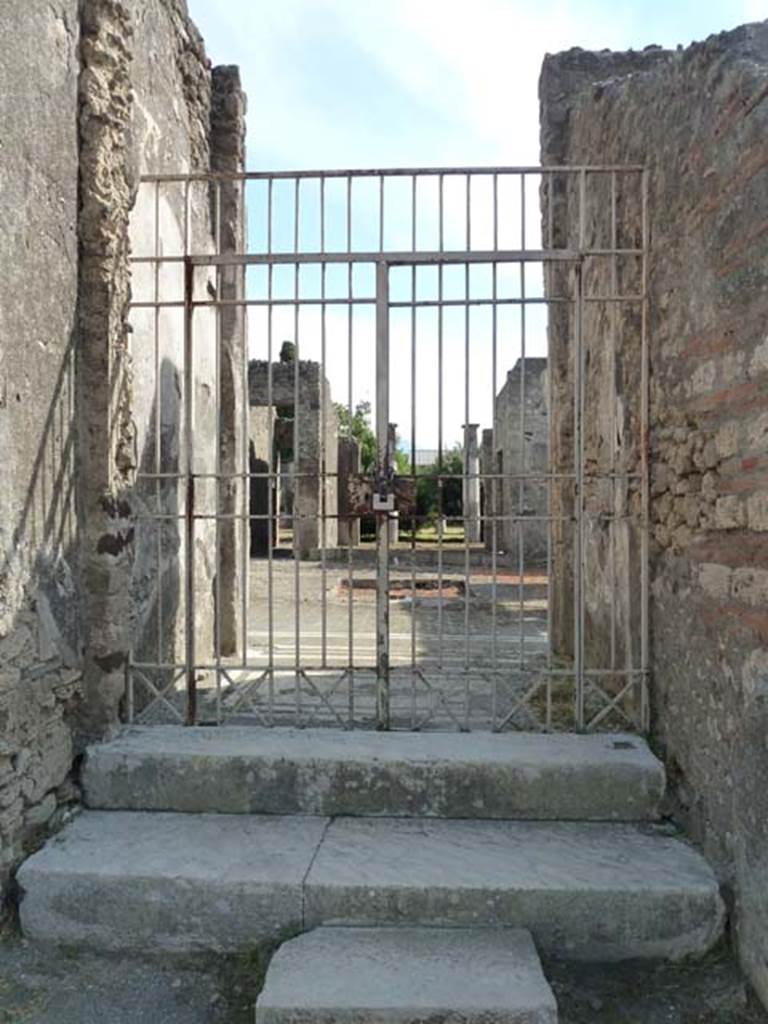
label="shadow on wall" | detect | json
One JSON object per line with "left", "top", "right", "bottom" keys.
{"left": 0, "top": 330, "right": 81, "bottom": 664}
{"left": 0, "top": 330, "right": 82, "bottom": 902}
{"left": 130, "top": 358, "right": 181, "bottom": 711}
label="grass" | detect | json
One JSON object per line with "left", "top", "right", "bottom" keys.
{"left": 396, "top": 524, "right": 466, "bottom": 544}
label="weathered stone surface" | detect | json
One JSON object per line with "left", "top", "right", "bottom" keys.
{"left": 540, "top": 19, "right": 768, "bottom": 1002}
{"left": 18, "top": 810, "right": 328, "bottom": 953}
{"left": 0, "top": 0, "right": 82, "bottom": 902}
{"left": 257, "top": 927, "right": 558, "bottom": 1024}
{"left": 211, "top": 64, "right": 247, "bottom": 658}
{"left": 305, "top": 818, "right": 725, "bottom": 961}
{"left": 82, "top": 725, "right": 665, "bottom": 821}
{"left": 483, "top": 358, "right": 549, "bottom": 564}
{"left": 249, "top": 361, "right": 339, "bottom": 558}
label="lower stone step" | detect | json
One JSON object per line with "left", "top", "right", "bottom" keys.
{"left": 304, "top": 817, "right": 725, "bottom": 962}
{"left": 18, "top": 811, "right": 327, "bottom": 954}
{"left": 256, "top": 926, "right": 558, "bottom": 1024}
{"left": 82, "top": 725, "right": 665, "bottom": 820}
{"left": 17, "top": 811, "right": 724, "bottom": 961}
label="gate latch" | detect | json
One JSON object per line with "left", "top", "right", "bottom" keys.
{"left": 372, "top": 472, "right": 396, "bottom": 513}
{"left": 372, "top": 491, "right": 396, "bottom": 513}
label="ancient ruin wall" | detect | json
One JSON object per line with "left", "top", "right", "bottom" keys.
{"left": 0, "top": 0, "right": 82, "bottom": 906}
{"left": 541, "top": 23, "right": 768, "bottom": 1003}
{"left": 79, "top": 0, "right": 246, "bottom": 722}
{"left": 249, "top": 361, "right": 340, "bottom": 558}
{"left": 0, "top": 0, "right": 243, "bottom": 902}
{"left": 487, "top": 358, "right": 549, "bottom": 565}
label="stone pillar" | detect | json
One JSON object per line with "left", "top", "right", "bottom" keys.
{"left": 481, "top": 428, "right": 494, "bottom": 551}
{"left": 462, "top": 424, "right": 481, "bottom": 543}
{"left": 338, "top": 436, "right": 361, "bottom": 547}
{"left": 387, "top": 423, "right": 399, "bottom": 544}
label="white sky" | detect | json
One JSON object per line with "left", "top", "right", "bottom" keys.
{"left": 189, "top": 0, "right": 766, "bottom": 448}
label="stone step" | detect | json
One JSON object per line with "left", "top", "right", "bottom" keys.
{"left": 256, "top": 926, "right": 559, "bottom": 1024}
{"left": 305, "top": 817, "right": 725, "bottom": 962}
{"left": 82, "top": 725, "right": 665, "bottom": 820}
{"left": 18, "top": 811, "right": 326, "bottom": 954}
{"left": 18, "top": 811, "right": 723, "bottom": 961}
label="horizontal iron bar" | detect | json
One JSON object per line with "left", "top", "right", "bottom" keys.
{"left": 131, "top": 512, "right": 633, "bottom": 525}
{"left": 129, "top": 248, "right": 643, "bottom": 267}
{"left": 191, "top": 249, "right": 580, "bottom": 267}
{"left": 138, "top": 164, "right": 646, "bottom": 184}
{"left": 129, "top": 660, "right": 650, "bottom": 676}
{"left": 135, "top": 470, "right": 641, "bottom": 481}
{"left": 128, "top": 293, "right": 644, "bottom": 309}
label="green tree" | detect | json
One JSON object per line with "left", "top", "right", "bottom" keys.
{"left": 416, "top": 445, "right": 464, "bottom": 520}
{"left": 394, "top": 447, "right": 411, "bottom": 474}
{"left": 335, "top": 400, "right": 377, "bottom": 472}
{"left": 335, "top": 401, "right": 412, "bottom": 475}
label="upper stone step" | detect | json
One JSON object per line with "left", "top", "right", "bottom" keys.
{"left": 82, "top": 725, "right": 665, "bottom": 821}
{"left": 18, "top": 810, "right": 723, "bottom": 961}
{"left": 256, "top": 926, "right": 559, "bottom": 1024}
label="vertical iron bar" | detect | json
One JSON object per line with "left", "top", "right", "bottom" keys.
{"left": 640, "top": 168, "right": 650, "bottom": 731}
{"left": 154, "top": 182, "right": 162, "bottom": 681}
{"left": 490, "top": 172, "right": 499, "bottom": 727}
{"left": 346, "top": 175, "right": 355, "bottom": 725}
{"left": 518, "top": 175, "right": 527, "bottom": 693}
{"left": 463, "top": 177, "right": 471, "bottom": 728}
{"left": 320, "top": 176, "right": 328, "bottom": 671}
{"left": 609, "top": 172, "right": 618, "bottom": 688}
{"left": 239, "top": 179, "right": 248, "bottom": 680}
{"left": 376, "top": 260, "right": 390, "bottom": 729}
{"left": 437, "top": 174, "right": 445, "bottom": 670}
{"left": 293, "top": 177, "right": 301, "bottom": 721}
{"left": 214, "top": 180, "right": 222, "bottom": 722}
{"left": 184, "top": 256, "right": 196, "bottom": 725}
{"left": 574, "top": 263, "right": 585, "bottom": 730}
{"left": 266, "top": 178, "right": 275, "bottom": 720}
{"left": 237, "top": 180, "right": 248, "bottom": 715}
{"left": 410, "top": 173, "right": 417, "bottom": 726}
{"left": 574, "top": 172, "right": 587, "bottom": 729}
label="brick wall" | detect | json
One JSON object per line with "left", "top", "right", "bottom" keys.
{"left": 541, "top": 21, "right": 768, "bottom": 1004}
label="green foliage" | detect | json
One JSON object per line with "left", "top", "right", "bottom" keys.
{"left": 335, "top": 402, "right": 413, "bottom": 476}
{"left": 416, "top": 445, "right": 464, "bottom": 519}
{"left": 394, "top": 447, "right": 411, "bottom": 474}
{"left": 335, "top": 400, "right": 377, "bottom": 472}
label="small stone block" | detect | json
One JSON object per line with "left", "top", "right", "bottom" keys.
{"left": 256, "top": 926, "right": 558, "bottom": 1024}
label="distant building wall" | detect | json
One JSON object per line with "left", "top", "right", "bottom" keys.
{"left": 338, "top": 437, "right": 361, "bottom": 547}
{"left": 249, "top": 361, "right": 339, "bottom": 558}
{"left": 485, "top": 358, "right": 548, "bottom": 566}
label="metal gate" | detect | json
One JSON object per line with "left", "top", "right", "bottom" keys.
{"left": 127, "top": 165, "right": 649, "bottom": 732}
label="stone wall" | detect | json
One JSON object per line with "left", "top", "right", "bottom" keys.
{"left": 0, "top": 0, "right": 82, "bottom": 909}
{"left": 338, "top": 437, "right": 362, "bottom": 547}
{"left": 541, "top": 22, "right": 768, "bottom": 1005}
{"left": 485, "top": 358, "right": 549, "bottom": 566}
{"left": 127, "top": 0, "right": 224, "bottom": 706}
{"left": 85, "top": 1, "right": 247, "bottom": 715}
{"left": 0, "top": 0, "right": 244, "bottom": 904}
{"left": 249, "top": 361, "right": 339, "bottom": 558}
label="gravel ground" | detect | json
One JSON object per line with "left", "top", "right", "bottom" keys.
{"left": 1, "top": 927, "right": 766, "bottom": 1024}
{"left": 0, "top": 929, "right": 257, "bottom": 1024}
{"left": 548, "top": 945, "right": 768, "bottom": 1024}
